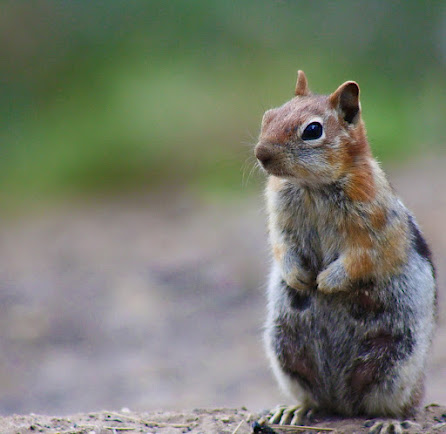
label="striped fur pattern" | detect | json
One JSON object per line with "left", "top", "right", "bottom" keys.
{"left": 256, "top": 71, "right": 437, "bottom": 418}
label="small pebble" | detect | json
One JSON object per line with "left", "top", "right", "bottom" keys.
{"left": 251, "top": 421, "right": 277, "bottom": 434}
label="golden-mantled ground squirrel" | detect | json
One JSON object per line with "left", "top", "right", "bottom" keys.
{"left": 255, "top": 71, "right": 437, "bottom": 433}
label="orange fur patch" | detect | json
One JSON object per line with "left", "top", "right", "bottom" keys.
{"left": 347, "top": 123, "right": 370, "bottom": 158}
{"left": 345, "top": 161, "right": 376, "bottom": 202}
{"left": 345, "top": 220, "right": 374, "bottom": 249}
{"left": 379, "top": 221, "right": 409, "bottom": 274}
{"left": 370, "top": 207, "right": 387, "bottom": 230}
{"left": 343, "top": 215, "right": 409, "bottom": 280}
{"left": 344, "top": 215, "right": 375, "bottom": 280}
{"left": 345, "top": 250, "right": 374, "bottom": 280}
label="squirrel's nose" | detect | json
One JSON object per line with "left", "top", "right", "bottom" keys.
{"left": 255, "top": 144, "right": 273, "bottom": 166}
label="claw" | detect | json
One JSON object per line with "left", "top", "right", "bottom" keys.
{"left": 365, "top": 419, "right": 421, "bottom": 433}
{"left": 269, "top": 405, "right": 287, "bottom": 424}
{"left": 280, "top": 405, "right": 300, "bottom": 425}
{"left": 267, "top": 404, "right": 310, "bottom": 426}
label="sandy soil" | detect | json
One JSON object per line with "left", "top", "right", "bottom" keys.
{"left": 0, "top": 157, "right": 444, "bottom": 432}
{"left": 1, "top": 405, "right": 446, "bottom": 433}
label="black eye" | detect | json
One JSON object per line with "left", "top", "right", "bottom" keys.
{"left": 301, "top": 122, "right": 323, "bottom": 141}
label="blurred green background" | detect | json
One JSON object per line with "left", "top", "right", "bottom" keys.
{"left": 2, "top": 0, "right": 446, "bottom": 210}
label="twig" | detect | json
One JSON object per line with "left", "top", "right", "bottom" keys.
{"left": 270, "top": 424, "right": 335, "bottom": 432}
{"left": 149, "top": 423, "right": 192, "bottom": 428}
{"left": 232, "top": 420, "right": 244, "bottom": 434}
{"left": 103, "top": 428, "right": 136, "bottom": 431}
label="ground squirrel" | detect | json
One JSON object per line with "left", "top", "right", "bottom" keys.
{"left": 254, "top": 71, "right": 437, "bottom": 432}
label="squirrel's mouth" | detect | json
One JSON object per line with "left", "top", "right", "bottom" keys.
{"left": 259, "top": 163, "right": 293, "bottom": 178}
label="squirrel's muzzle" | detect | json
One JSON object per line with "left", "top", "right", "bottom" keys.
{"left": 255, "top": 144, "right": 274, "bottom": 168}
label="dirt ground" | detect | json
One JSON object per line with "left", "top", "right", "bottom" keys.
{"left": 0, "top": 156, "right": 444, "bottom": 432}
{"left": 1, "top": 405, "right": 446, "bottom": 433}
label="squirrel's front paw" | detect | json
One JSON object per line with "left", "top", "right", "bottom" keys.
{"left": 284, "top": 268, "right": 314, "bottom": 291}
{"left": 317, "top": 261, "right": 349, "bottom": 293}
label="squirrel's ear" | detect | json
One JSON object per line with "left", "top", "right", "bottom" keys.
{"left": 295, "top": 70, "right": 310, "bottom": 96}
{"left": 329, "top": 81, "right": 360, "bottom": 124}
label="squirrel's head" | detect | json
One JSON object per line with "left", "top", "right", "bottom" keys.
{"left": 255, "top": 71, "right": 370, "bottom": 187}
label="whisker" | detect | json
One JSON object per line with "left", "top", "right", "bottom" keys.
{"left": 241, "top": 155, "right": 257, "bottom": 187}
{"left": 241, "top": 156, "right": 255, "bottom": 187}
{"left": 245, "top": 128, "right": 257, "bottom": 143}
{"left": 242, "top": 157, "right": 263, "bottom": 188}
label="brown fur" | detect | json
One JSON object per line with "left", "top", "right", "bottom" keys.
{"left": 379, "top": 221, "right": 409, "bottom": 275}
{"left": 344, "top": 218, "right": 374, "bottom": 249}
{"left": 370, "top": 207, "right": 387, "bottom": 230}
{"left": 345, "top": 251, "right": 374, "bottom": 280}
{"left": 345, "top": 161, "right": 376, "bottom": 202}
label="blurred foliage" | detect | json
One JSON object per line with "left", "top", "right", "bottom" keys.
{"left": 1, "top": 0, "right": 446, "bottom": 209}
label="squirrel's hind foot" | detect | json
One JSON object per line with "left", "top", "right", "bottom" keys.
{"left": 365, "top": 419, "right": 421, "bottom": 433}
{"left": 264, "top": 403, "right": 313, "bottom": 425}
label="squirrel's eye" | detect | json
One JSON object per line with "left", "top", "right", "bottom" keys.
{"left": 301, "top": 122, "right": 323, "bottom": 140}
